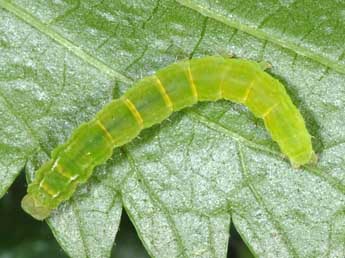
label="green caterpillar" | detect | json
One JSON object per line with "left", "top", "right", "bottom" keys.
{"left": 22, "top": 56, "right": 316, "bottom": 220}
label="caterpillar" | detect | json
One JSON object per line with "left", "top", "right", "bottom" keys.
{"left": 22, "top": 56, "right": 316, "bottom": 220}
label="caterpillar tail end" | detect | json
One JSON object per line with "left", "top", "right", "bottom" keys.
{"left": 290, "top": 151, "right": 318, "bottom": 169}
{"left": 21, "top": 194, "right": 51, "bottom": 220}
{"left": 309, "top": 152, "right": 318, "bottom": 165}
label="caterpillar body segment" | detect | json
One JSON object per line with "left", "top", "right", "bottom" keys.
{"left": 22, "top": 56, "right": 315, "bottom": 220}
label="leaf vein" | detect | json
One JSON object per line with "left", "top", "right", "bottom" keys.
{"left": 0, "top": 0, "right": 133, "bottom": 84}
{"left": 123, "top": 148, "right": 189, "bottom": 258}
{"left": 70, "top": 200, "right": 90, "bottom": 258}
{"left": 237, "top": 143, "right": 299, "bottom": 257}
{"left": 187, "top": 110, "right": 345, "bottom": 196}
{"left": 176, "top": 0, "right": 345, "bottom": 75}
{"left": 0, "top": 90, "right": 47, "bottom": 154}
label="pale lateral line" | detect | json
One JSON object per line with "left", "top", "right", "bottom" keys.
{"left": 52, "top": 156, "right": 73, "bottom": 179}
{"left": 123, "top": 98, "right": 144, "bottom": 129}
{"left": 51, "top": 157, "right": 60, "bottom": 170}
{"left": 39, "top": 178, "right": 59, "bottom": 197}
{"left": 96, "top": 119, "right": 114, "bottom": 144}
{"left": 52, "top": 192, "right": 61, "bottom": 199}
{"left": 154, "top": 75, "right": 173, "bottom": 111}
{"left": 262, "top": 103, "right": 279, "bottom": 118}
{"left": 176, "top": 0, "right": 345, "bottom": 76}
{"left": 56, "top": 163, "right": 73, "bottom": 180}
{"left": 0, "top": 1, "right": 132, "bottom": 84}
{"left": 70, "top": 174, "right": 79, "bottom": 181}
{"left": 187, "top": 64, "right": 198, "bottom": 100}
{"left": 243, "top": 80, "right": 255, "bottom": 103}
{"left": 52, "top": 157, "right": 79, "bottom": 185}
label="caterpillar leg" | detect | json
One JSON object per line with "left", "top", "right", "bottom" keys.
{"left": 290, "top": 152, "right": 318, "bottom": 169}
{"left": 309, "top": 153, "right": 318, "bottom": 165}
{"left": 291, "top": 161, "right": 301, "bottom": 169}
{"left": 258, "top": 60, "right": 272, "bottom": 70}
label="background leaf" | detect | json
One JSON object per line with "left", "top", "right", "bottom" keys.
{"left": 1, "top": 0, "right": 345, "bottom": 257}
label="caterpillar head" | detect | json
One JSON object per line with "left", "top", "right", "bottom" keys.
{"left": 21, "top": 194, "right": 51, "bottom": 220}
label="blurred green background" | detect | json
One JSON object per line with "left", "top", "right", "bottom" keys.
{"left": 0, "top": 171, "right": 254, "bottom": 258}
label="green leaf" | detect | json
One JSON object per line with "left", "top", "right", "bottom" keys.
{"left": 1, "top": 0, "right": 345, "bottom": 258}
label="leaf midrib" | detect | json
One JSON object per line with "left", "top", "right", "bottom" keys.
{"left": 0, "top": 0, "right": 133, "bottom": 84}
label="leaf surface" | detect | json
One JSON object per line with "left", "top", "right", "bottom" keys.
{"left": 0, "top": 0, "right": 345, "bottom": 257}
